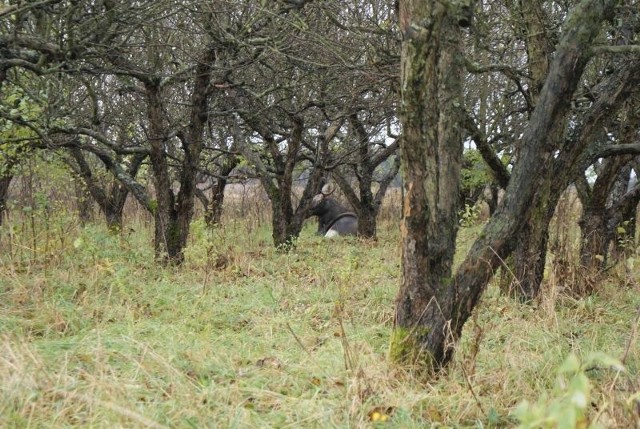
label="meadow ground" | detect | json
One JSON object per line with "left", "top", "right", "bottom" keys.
{"left": 0, "top": 212, "right": 639, "bottom": 428}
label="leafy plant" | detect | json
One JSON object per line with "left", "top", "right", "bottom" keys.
{"left": 514, "top": 353, "right": 625, "bottom": 429}
{"left": 459, "top": 202, "right": 482, "bottom": 227}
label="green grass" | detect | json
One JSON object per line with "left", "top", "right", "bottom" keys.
{"left": 1, "top": 216, "right": 638, "bottom": 428}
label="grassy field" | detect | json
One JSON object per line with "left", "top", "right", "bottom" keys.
{"left": 1, "top": 210, "right": 639, "bottom": 428}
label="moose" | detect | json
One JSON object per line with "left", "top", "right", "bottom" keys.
{"left": 307, "top": 183, "right": 358, "bottom": 237}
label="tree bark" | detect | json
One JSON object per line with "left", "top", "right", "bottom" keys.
{"left": 391, "top": 0, "right": 465, "bottom": 368}
{"left": 449, "top": 0, "right": 620, "bottom": 363}
{"left": 73, "top": 179, "right": 94, "bottom": 226}
{"left": 578, "top": 157, "right": 631, "bottom": 272}
{"left": 145, "top": 81, "right": 180, "bottom": 261}
{"left": 230, "top": 87, "right": 327, "bottom": 249}
{"left": 259, "top": 116, "right": 324, "bottom": 249}
{"left": 501, "top": 0, "right": 553, "bottom": 300}
{"left": 502, "top": 42, "right": 640, "bottom": 301}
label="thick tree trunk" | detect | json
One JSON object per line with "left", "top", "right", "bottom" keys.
{"left": 503, "top": 177, "right": 570, "bottom": 301}
{"left": 334, "top": 170, "right": 378, "bottom": 238}
{"left": 146, "top": 83, "right": 182, "bottom": 262}
{"left": 267, "top": 181, "right": 298, "bottom": 249}
{"left": 508, "top": 215, "right": 550, "bottom": 300}
{"left": 390, "top": 1, "right": 465, "bottom": 368}
{"left": 265, "top": 157, "right": 324, "bottom": 249}
{"left": 580, "top": 207, "right": 610, "bottom": 267}
{"left": 357, "top": 201, "right": 377, "bottom": 238}
{"left": 206, "top": 180, "right": 227, "bottom": 226}
{"left": 103, "top": 187, "right": 129, "bottom": 231}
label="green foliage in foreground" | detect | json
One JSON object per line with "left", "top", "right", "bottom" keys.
{"left": 1, "top": 217, "right": 638, "bottom": 428}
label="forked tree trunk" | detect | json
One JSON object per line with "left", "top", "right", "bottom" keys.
{"left": 103, "top": 187, "right": 129, "bottom": 231}
{"left": 335, "top": 117, "right": 400, "bottom": 239}
{"left": 230, "top": 89, "right": 326, "bottom": 249}
{"left": 392, "top": 0, "right": 619, "bottom": 371}
{"left": 334, "top": 169, "right": 378, "bottom": 238}
{"left": 69, "top": 148, "right": 146, "bottom": 231}
{"left": 267, "top": 181, "right": 298, "bottom": 249}
{"left": 145, "top": 47, "right": 215, "bottom": 263}
{"left": 263, "top": 162, "right": 325, "bottom": 250}
{"left": 579, "top": 157, "right": 634, "bottom": 273}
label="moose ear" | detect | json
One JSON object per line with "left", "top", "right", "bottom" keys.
{"left": 321, "top": 183, "right": 336, "bottom": 196}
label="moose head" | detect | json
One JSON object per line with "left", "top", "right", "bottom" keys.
{"left": 307, "top": 183, "right": 358, "bottom": 237}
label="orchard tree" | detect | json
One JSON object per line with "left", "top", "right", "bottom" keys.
{"left": 392, "top": 0, "right": 639, "bottom": 370}
{"left": 215, "top": 0, "right": 400, "bottom": 246}
{"left": 66, "top": 148, "right": 147, "bottom": 231}
{"left": 316, "top": 0, "right": 401, "bottom": 239}
{"left": 458, "top": 0, "right": 640, "bottom": 300}
{"left": 576, "top": 101, "right": 640, "bottom": 279}
{"left": 2, "top": 1, "right": 226, "bottom": 263}
{"left": 0, "top": 75, "right": 43, "bottom": 225}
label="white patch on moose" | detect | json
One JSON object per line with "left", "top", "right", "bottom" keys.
{"left": 325, "top": 229, "right": 340, "bottom": 238}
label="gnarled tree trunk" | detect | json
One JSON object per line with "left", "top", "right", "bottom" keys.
{"left": 500, "top": 0, "right": 553, "bottom": 301}
{"left": 145, "top": 47, "right": 215, "bottom": 263}
{"left": 392, "top": 0, "right": 620, "bottom": 370}
{"left": 391, "top": 0, "right": 465, "bottom": 368}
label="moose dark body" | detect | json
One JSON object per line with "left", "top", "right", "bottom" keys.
{"left": 308, "top": 187, "right": 358, "bottom": 237}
